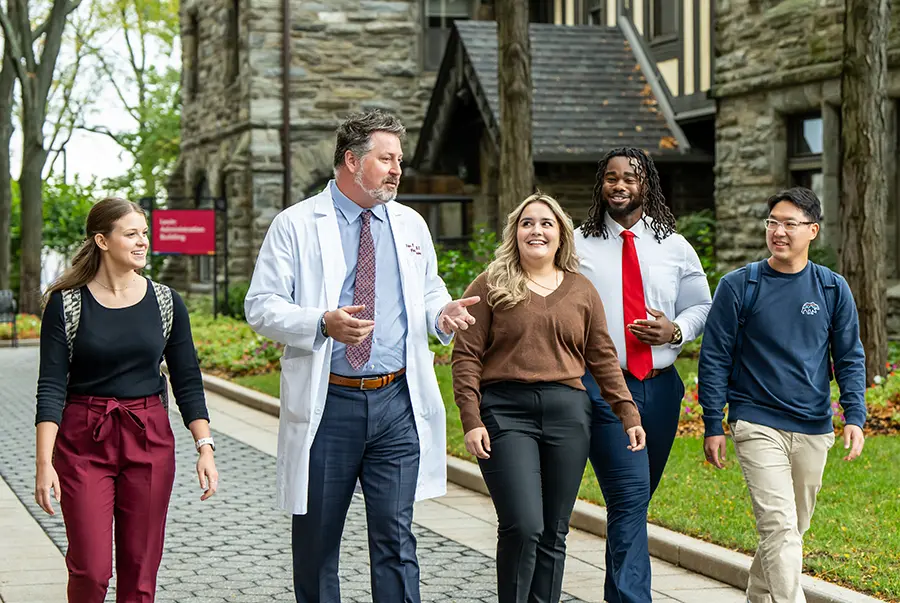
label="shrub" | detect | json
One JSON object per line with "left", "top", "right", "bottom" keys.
{"left": 676, "top": 209, "right": 722, "bottom": 292}
{"left": 0, "top": 314, "right": 41, "bottom": 340}
{"left": 189, "top": 312, "right": 284, "bottom": 376}
{"left": 216, "top": 281, "right": 251, "bottom": 320}
{"left": 436, "top": 225, "right": 497, "bottom": 299}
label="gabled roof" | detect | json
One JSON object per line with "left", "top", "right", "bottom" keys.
{"left": 414, "top": 21, "right": 704, "bottom": 171}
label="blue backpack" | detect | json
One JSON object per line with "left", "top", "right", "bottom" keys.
{"left": 731, "top": 260, "right": 838, "bottom": 383}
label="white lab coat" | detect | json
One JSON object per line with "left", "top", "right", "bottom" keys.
{"left": 244, "top": 186, "right": 452, "bottom": 515}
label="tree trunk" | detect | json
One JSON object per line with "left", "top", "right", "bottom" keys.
{"left": 497, "top": 0, "right": 534, "bottom": 219}
{"left": 840, "top": 0, "right": 890, "bottom": 384}
{"left": 0, "top": 52, "right": 14, "bottom": 291}
{"left": 18, "top": 142, "right": 47, "bottom": 314}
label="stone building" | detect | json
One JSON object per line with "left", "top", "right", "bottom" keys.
{"left": 168, "top": 0, "right": 717, "bottom": 288}
{"left": 713, "top": 0, "right": 900, "bottom": 274}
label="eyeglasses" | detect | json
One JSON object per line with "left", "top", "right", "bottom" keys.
{"left": 763, "top": 218, "right": 815, "bottom": 233}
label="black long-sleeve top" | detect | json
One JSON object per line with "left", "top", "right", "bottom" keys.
{"left": 36, "top": 280, "right": 209, "bottom": 428}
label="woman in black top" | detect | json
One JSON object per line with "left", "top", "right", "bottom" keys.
{"left": 35, "top": 198, "right": 219, "bottom": 603}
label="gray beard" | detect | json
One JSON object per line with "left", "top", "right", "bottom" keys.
{"left": 355, "top": 170, "right": 397, "bottom": 204}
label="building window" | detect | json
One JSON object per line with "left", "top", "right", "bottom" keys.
{"left": 423, "top": 0, "right": 474, "bottom": 71}
{"left": 225, "top": 0, "right": 239, "bottom": 85}
{"left": 582, "top": 0, "right": 604, "bottom": 24}
{"left": 788, "top": 115, "right": 824, "bottom": 202}
{"left": 651, "top": 0, "right": 677, "bottom": 39}
{"left": 529, "top": 0, "right": 554, "bottom": 23}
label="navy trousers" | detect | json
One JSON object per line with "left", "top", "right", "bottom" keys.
{"left": 291, "top": 375, "right": 421, "bottom": 603}
{"left": 582, "top": 368, "right": 684, "bottom": 603}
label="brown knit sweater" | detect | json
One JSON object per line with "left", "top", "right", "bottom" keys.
{"left": 451, "top": 271, "right": 640, "bottom": 434}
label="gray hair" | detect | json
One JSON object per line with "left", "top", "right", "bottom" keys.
{"left": 332, "top": 110, "right": 407, "bottom": 170}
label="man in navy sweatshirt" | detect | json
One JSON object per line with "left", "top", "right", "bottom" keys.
{"left": 698, "top": 187, "right": 866, "bottom": 603}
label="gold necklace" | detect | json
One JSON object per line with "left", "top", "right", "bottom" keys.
{"left": 94, "top": 274, "right": 137, "bottom": 293}
{"left": 526, "top": 270, "right": 561, "bottom": 291}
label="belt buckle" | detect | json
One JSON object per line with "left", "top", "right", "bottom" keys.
{"left": 360, "top": 377, "right": 370, "bottom": 391}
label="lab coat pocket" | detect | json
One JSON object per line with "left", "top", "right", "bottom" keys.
{"left": 279, "top": 357, "right": 313, "bottom": 424}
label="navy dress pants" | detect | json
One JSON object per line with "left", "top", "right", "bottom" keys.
{"left": 291, "top": 375, "right": 421, "bottom": 603}
{"left": 582, "top": 368, "right": 684, "bottom": 603}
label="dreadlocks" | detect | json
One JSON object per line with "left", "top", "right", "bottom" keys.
{"left": 580, "top": 147, "right": 677, "bottom": 243}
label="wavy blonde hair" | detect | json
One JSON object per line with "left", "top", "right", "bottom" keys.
{"left": 485, "top": 192, "right": 579, "bottom": 310}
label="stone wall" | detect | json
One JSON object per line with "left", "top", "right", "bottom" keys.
{"left": 715, "top": 0, "right": 900, "bottom": 99}
{"left": 241, "top": 0, "right": 439, "bottom": 269}
{"left": 177, "top": 0, "right": 442, "bottom": 280}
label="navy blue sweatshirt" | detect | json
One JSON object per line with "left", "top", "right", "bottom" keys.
{"left": 698, "top": 260, "right": 866, "bottom": 437}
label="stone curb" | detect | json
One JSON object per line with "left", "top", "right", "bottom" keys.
{"left": 0, "top": 338, "right": 39, "bottom": 348}
{"left": 202, "top": 372, "right": 884, "bottom": 603}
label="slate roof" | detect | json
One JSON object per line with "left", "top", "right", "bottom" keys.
{"left": 414, "top": 21, "right": 693, "bottom": 169}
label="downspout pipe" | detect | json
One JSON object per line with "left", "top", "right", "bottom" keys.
{"left": 281, "top": 0, "right": 291, "bottom": 209}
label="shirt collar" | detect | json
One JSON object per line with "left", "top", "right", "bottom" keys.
{"left": 604, "top": 212, "right": 650, "bottom": 239}
{"left": 330, "top": 180, "right": 387, "bottom": 224}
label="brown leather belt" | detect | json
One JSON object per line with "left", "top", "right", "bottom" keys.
{"left": 623, "top": 365, "right": 673, "bottom": 380}
{"left": 328, "top": 368, "right": 406, "bottom": 390}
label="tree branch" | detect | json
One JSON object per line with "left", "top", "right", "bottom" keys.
{"left": 32, "top": 0, "right": 82, "bottom": 42}
{"left": 121, "top": 4, "right": 142, "bottom": 84}
{"left": 0, "top": 4, "right": 33, "bottom": 103}
{"left": 77, "top": 124, "right": 127, "bottom": 148}
{"left": 80, "top": 38, "right": 141, "bottom": 122}
{"left": 36, "top": 0, "right": 84, "bottom": 107}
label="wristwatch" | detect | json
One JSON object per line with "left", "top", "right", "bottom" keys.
{"left": 670, "top": 322, "right": 683, "bottom": 345}
{"left": 195, "top": 437, "right": 215, "bottom": 453}
{"left": 320, "top": 312, "right": 329, "bottom": 338}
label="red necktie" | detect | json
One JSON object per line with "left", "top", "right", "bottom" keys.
{"left": 621, "top": 230, "right": 653, "bottom": 380}
{"left": 346, "top": 210, "right": 375, "bottom": 370}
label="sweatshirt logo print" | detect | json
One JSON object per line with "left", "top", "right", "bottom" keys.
{"left": 801, "top": 301, "right": 820, "bottom": 316}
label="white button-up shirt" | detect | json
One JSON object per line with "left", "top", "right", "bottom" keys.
{"left": 575, "top": 213, "right": 712, "bottom": 370}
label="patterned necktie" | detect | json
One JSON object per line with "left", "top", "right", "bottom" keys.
{"left": 346, "top": 210, "right": 376, "bottom": 371}
{"left": 621, "top": 230, "right": 653, "bottom": 380}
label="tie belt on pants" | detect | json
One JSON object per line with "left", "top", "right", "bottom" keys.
{"left": 66, "top": 394, "right": 159, "bottom": 442}
{"left": 328, "top": 367, "right": 406, "bottom": 390}
{"left": 623, "top": 365, "right": 673, "bottom": 381}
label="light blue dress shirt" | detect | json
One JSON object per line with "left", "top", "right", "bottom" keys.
{"left": 323, "top": 180, "right": 408, "bottom": 377}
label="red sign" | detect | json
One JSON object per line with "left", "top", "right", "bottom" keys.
{"left": 152, "top": 210, "right": 216, "bottom": 255}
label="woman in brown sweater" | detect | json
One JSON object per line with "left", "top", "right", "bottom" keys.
{"left": 452, "top": 192, "right": 646, "bottom": 603}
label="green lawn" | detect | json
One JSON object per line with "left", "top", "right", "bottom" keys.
{"left": 233, "top": 364, "right": 899, "bottom": 601}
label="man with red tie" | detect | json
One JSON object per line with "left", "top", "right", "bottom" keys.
{"left": 574, "top": 148, "right": 712, "bottom": 603}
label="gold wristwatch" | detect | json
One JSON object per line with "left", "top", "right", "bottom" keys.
{"left": 670, "top": 322, "right": 683, "bottom": 345}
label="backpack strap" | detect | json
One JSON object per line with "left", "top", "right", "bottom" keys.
{"left": 61, "top": 288, "right": 82, "bottom": 364}
{"left": 730, "top": 260, "right": 765, "bottom": 382}
{"left": 812, "top": 263, "right": 839, "bottom": 381}
{"left": 151, "top": 280, "right": 174, "bottom": 342}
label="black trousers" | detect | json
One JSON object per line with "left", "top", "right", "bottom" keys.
{"left": 478, "top": 382, "right": 592, "bottom": 603}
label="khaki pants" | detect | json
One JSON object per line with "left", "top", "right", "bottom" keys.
{"left": 731, "top": 420, "right": 835, "bottom": 603}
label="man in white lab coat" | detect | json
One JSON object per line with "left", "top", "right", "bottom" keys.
{"left": 244, "top": 110, "right": 478, "bottom": 603}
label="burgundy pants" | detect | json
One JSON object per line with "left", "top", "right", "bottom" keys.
{"left": 54, "top": 394, "right": 176, "bottom": 603}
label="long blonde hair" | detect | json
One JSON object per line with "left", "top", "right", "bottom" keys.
{"left": 485, "top": 192, "right": 579, "bottom": 310}
{"left": 45, "top": 198, "right": 145, "bottom": 301}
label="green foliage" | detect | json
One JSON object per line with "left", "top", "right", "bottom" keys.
{"left": 86, "top": 0, "right": 182, "bottom": 203}
{"left": 216, "top": 281, "right": 251, "bottom": 320}
{"left": 8, "top": 178, "right": 99, "bottom": 294}
{"left": 42, "top": 179, "right": 98, "bottom": 257}
{"left": 189, "top": 312, "right": 284, "bottom": 376}
{"left": 0, "top": 314, "right": 41, "bottom": 340}
{"left": 101, "top": 65, "right": 181, "bottom": 202}
{"left": 436, "top": 225, "right": 498, "bottom": 299}
{"left": 809, "top": 240, "right": 839, "bottom": 271}
{"left": 676, "top": 209, "right": 722, "bottom": 292}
